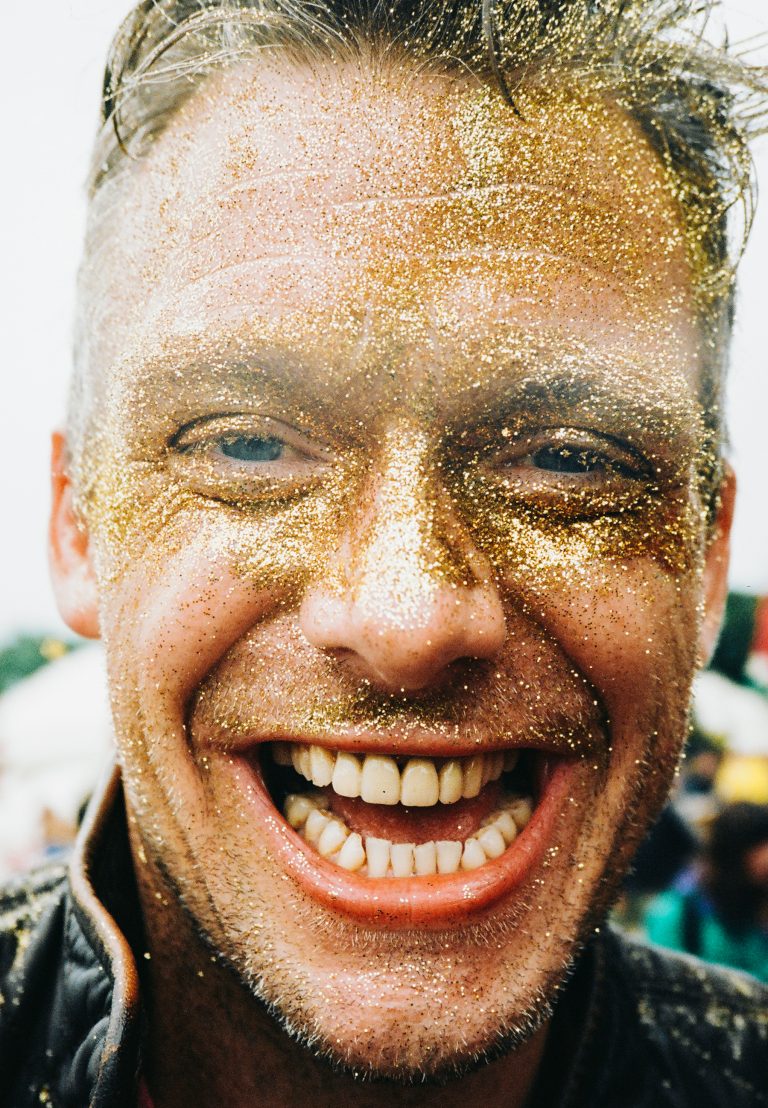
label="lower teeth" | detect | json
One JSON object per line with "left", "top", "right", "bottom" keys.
{"left": 283, "top": 792, "right": 534, "bottom": 877}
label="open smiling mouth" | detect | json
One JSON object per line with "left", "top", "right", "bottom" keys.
{"left": 264, "top": 744, "right": 537, "bottom": 878}
{"left": 223, "top": 737, "right": 584, "bottom": 925}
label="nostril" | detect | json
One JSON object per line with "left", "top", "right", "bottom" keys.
{"left": 299, "top": 578, "right": 505, "bottom": 693}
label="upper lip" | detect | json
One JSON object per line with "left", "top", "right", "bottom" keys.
{"left": 196, "top": 724, "right": 601, "bottom": 761}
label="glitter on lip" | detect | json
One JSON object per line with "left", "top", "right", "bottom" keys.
{"left": 193, "top": 717, "right": 604, "bottom": 760}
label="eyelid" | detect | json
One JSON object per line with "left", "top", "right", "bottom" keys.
{"left": 170, "top": 413, "right": 334, "bottom": 462}
{"left": 490, "top": 426, "right": 652, "bottom": 477}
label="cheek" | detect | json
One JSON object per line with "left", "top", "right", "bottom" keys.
{"left": 531, "top": 562, "right": 701, "bottom": 849}
{"left": 93, "top": 496, "right": 341, "bottom": 717}
{"left": 499, "top": 552, "right": 703, "bottom": 736}
{"left": 465, "top": 488, "right": 706, "bottom": 714}
{"left": 546, "top": 563, "right": 701, "bottom": 695}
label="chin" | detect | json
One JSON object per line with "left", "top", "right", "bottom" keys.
{"left": 189, "top": 858, "right": 600, "bottom": 1086}
{"left": 249, "top": 963, "right": 557, "bottom": 1085}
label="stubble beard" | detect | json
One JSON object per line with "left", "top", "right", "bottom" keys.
{"left": 129, "top": 630, "right": 692, "bottom": 1087}
{"left": 167, "top": 865, "right": 568, "bottom": 1085}
{"left": 148, "top": 800, "right": 631, "bottom": 1088}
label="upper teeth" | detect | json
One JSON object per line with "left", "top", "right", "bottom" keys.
{"left": 273, "top": 743, "right": 520, "bottom": 806}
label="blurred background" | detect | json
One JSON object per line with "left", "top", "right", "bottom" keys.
{"left": 0, "top": 1, "right": 767, "bottom": 975}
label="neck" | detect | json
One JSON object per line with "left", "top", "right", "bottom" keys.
{"left": 133, "top": 857, "right": 548, "bottom": 1108}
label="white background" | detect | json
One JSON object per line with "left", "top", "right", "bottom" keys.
{"left": 1, "top": 1, "right": 766, "bottom": 640}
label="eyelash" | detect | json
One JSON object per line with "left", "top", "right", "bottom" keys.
{"left": 496, "top": 433, "right": 648, "bottom": 480}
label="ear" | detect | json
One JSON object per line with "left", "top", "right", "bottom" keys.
{"left": 697, "top": 465, "right": 735, "bottom": 667}
{"left": 49, "top": 431, "right": 100, "bottom": 639}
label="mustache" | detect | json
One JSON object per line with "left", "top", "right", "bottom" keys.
{"left": 187, "top": 615, "right": 606, "bottom": 755}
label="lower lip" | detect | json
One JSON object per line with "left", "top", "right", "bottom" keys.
{"left": 224, "top": 752, "right": 577, "bottom": 928}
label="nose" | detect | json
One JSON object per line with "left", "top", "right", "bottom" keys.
{"left": 299, "top": 422, "right": 505, "bottom": 692}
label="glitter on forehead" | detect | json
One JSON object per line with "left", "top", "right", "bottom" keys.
{"left": 73, "top": 64, "right": 712, "bottom": 591}
{"left": 88, "top": 0, "right": 768, "bottom": 328}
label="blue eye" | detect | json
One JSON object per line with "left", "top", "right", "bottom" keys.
{"left": 219, "top": 436, "right": 284, "bottom": 462}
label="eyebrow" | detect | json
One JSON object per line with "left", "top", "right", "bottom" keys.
{"left": 456, "top": 372, "right": 702, "bottom": 458}
{"left": 119, "top": 329, "right": 701, "bottom": 449}
{"left": 115, "top": 336, "right": 351, "bottom": 442}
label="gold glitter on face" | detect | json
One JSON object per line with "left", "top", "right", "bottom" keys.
{"left": 63, "top": 58, "right": 729, "bottom": 1083}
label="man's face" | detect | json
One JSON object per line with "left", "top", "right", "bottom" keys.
{"left": 65, "top": 61, "right": 725, "bottom": 1078}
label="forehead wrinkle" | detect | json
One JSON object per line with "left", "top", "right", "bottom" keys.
{"left": 158, "top": 248, "right": 624, "bottom": 295}
{"left": 434, "top": 247, "right": 630, "bottom": 286}
{"left": 159, "top": 254, "right": 317, "bottom": 292}
{"left": 185, "top": 180, "right": 638, "bottom": 259}
{"left": 210, "top": 179, "right": 614, "bottom": 213}
{"left": 223, "top": 168, "right": 323, "bottom": 190}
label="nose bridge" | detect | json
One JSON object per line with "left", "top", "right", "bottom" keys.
{"left": 350, "top": 419, "right": 475, "bottom": 617}
{"left": 299, "top": 417, "right": 506, "bottom": 690}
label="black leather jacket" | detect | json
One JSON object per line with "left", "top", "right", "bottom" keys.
{"left": 1, "top": 770, "right": 767, "bottom": 1107}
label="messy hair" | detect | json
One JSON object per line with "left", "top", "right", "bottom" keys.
{"left": 81, "top": 0, "right": 768, "bottom": 463}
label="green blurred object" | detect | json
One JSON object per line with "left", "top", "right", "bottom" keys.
{"left": 684, "top": 722, "right": 725, "bottom": 759}
{"left": 710, "top": 592, "right": 759, "bottom": 685}
{"left": 0, "top": 635, "right": 80, "bottom": 695}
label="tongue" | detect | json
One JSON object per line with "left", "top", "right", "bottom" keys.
{"left": 328, "top": 782, "right": 503, "bottom": 844}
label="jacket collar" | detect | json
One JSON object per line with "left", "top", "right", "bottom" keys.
{"left": 67, "top": 765, "right": 144, "bottom": 1105}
